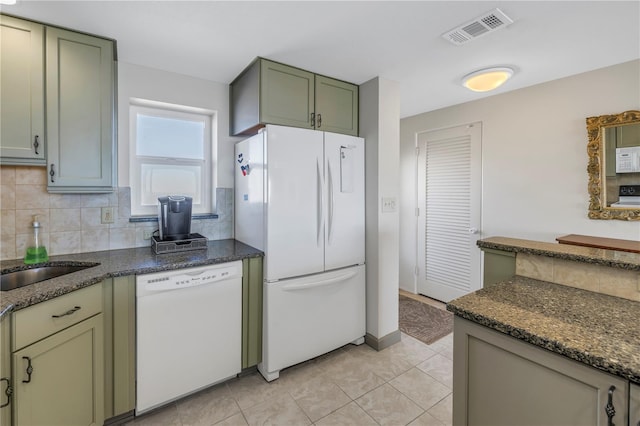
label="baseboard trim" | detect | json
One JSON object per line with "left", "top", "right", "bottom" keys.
{"left": 365, "top": 329, "right": 401, "bottom": 351}
{"left": 104, "top": 410, "right": 134, "bottom": 426}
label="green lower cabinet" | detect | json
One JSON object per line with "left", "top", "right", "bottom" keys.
{"left": 111, "top": 276, "right": 136, "bottom": 417}
{"left": 103, "top": 276, "right": 136, "bottom": 422}
{"left": 0, "top": 317, "right": 11, "bottom": 426}
{"left": 242, "top": 257, "right": 263, "bottom": 369}
{"left": 13, "top": 314, "right": 104, "bottom": 426}
{"left": 631, "top": 383, "right": 640, "bottom": 426}
{"left": 454, "top": 317, "right": 629, "bottom": 425}
{"left": 3, "top": 259, "right": 261, "bottom": 426}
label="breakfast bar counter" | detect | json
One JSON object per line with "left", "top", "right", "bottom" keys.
{"left": 477, "top": 236, "right": 640, "bottom": 271}
{"left": 447, "top": 275, "right": 640, "bottom": 384}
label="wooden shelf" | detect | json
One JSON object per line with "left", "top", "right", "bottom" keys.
{"left": 556, "top": 234, "right": 640, "bottom": 254}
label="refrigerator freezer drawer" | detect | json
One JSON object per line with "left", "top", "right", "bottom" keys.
{"left": 259, "top": 265, "right": 366, "bottom": 381}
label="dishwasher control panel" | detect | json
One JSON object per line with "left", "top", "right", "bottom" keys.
{"left": 137, "top": 261, "right": 242, "bottom": 292}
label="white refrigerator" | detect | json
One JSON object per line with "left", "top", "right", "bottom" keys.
{"left": 235, "top": 124, "right": 366, "bottom": 381}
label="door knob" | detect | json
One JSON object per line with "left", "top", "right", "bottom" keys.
{"left": 468, "top": 228, "right": 479, "bottom": 234}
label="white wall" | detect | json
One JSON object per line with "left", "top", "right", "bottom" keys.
{"left": 400, "top": 60, "right": 640, "bottom": 293}
{"left": 360, "top": 77, "right": 401, "bottom": 343}
{"left": 117, "top": 62, "right": 241, "bottom": 192}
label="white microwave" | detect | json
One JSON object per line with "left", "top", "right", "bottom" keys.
{"left": 616, "top": 146, "right": 640, "bottom": 173}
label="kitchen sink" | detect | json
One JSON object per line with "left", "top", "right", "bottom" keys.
{"left": 0, "top": 263, "right": 100, "bottom": 292}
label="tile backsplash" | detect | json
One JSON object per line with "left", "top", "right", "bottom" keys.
{"left": 0, "top": 166, "right": 233, "bottom": 261}
{"left": 516, "top": 252, "right": 640, "bottom": 302}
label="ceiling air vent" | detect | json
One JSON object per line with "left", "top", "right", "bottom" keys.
{"left": 442, "top": 8, "right": 514, "bottom": 46}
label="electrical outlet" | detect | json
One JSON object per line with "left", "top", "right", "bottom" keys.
{"left": 101, "top": 207, "right": 115, "bottom": 224}
{"left": 143, "top": 229, "right": 154, "bottom": 240}
{"left": 381, "top": 197, "right": 397, "bottom": 213}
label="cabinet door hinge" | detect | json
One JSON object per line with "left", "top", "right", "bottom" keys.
{"left": 415, "top": 207, "right": 420, "bottom": 216}
{"left": 416, "top": 147, "right": 420, "bottom": 156}
{"left": 414, "top": 266, "right": 419, "bottom": 276}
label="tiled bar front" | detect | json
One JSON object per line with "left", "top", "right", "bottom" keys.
{"left": 479, "top": 236, "right": 640, "bottom": 302}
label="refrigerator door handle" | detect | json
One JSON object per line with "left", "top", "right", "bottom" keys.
{"left": 327, "top": 159, "right": 335, "bottom": 244}
{"left": 281, "top": 270, "right": 358, "bottom": 291}
{"left": 317, "top": 158, "right": 324, "bottom": 247}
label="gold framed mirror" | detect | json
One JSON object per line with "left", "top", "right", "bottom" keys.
{"left": 586, "top": 110, "right": 640, "bottom": 220}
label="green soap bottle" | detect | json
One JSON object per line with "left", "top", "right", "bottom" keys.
{"left": 24, "top": 215, "right": 48, "bottom": 264}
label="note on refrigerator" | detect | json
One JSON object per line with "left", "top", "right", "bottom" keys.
{"left": 340, "top": 145, "right": 355, "bottom": 193}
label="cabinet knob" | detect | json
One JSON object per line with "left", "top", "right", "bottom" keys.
{"left": 317, "top": 113, "right": 322, "bottom": 128}
{"left": 49, "top": 164, "right": 55, "bottom": 183}
{"left": 0, "top": 377, "right": 11, "bottom": 408}
{"left": 310, "top": 112, "right": 316, "bottom": 127}
{"left": 22, "top": 357, "right": 33, "bottom": 384}
{"left": 606, "top": 385, "right": 616, "bottom": 426}
{"left": 33, "top": 135, "right": 40, "bottom": 155}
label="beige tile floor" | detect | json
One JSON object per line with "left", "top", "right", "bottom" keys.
{"left": 127, "top": 330, "right": 453, "bottom": 426}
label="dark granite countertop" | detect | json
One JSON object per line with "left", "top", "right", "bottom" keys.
{"left": 447, "top": 276, "right": 640, "bottom": 384}
{"left": 0, "top": 239, "right": 263, "bottom": 317}
{"left": 478, "top": 236, "right": 640, "bottom": 271}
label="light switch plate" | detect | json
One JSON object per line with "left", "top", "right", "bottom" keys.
{"left": 381, "top": 197, "right": 397, "bottom": 213}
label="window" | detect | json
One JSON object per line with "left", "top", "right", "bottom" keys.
{"left": 130, "top": 100, "right": 215, "bottom": 216}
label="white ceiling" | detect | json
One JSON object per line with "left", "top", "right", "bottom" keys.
{"left": 4, "top": 1, "right": 639, "bottom": 118}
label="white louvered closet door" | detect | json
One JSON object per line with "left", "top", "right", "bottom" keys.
{"left": 417, "top": 123, "right": 481, "bottom": 302}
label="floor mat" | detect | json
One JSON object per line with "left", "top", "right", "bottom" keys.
{"left": 399, "top": 294, "right": 453, "bottom": 345}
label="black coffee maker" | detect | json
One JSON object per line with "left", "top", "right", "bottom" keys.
{"left": 157, "top": 195, "right": 192, "bottom": 240}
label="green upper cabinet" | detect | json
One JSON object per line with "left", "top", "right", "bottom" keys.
{"left": 618, "top": 122, "right": 640, "bottom": 148}
{"left": 314, "top": 75, "right": 359, "bottom": 136}
{"left": 0, "top": 15, "right": 46, "bottom": 166}
{"left": 46, "top": 26, "right": 116, "bottom": 193}
{"left": 260, "top": 60, "right": 315, "bottom": 130}
{"left": 230, "top": 58, "right": 359, "bottom": 137}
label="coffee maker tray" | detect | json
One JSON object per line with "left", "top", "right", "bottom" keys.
{"left": 151, "top": 234, "right": 208, "bottom": 254}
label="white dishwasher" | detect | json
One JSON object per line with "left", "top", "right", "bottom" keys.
{"left": 136, "top": 261, "right": 242, "bottom": 415}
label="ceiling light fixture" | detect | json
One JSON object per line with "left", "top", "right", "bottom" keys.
{"left": 0, "top": 0, "right": 17, "bottom": 4}
{"left": 462, "top": 67, "right": 514, "bottom": 92}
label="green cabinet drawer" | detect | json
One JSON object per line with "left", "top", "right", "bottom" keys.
{"left": 13, "top": 284, "right": 102, "bottom": 350}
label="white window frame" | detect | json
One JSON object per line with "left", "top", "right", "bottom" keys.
{"left": 129, "top": 99, "right": 216, "bottom": 217}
